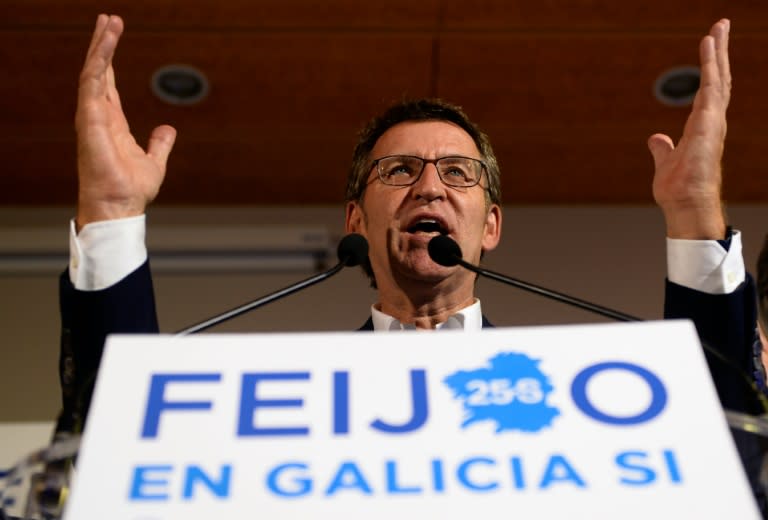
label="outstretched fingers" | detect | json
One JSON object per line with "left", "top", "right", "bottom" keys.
{"left": 713, "top": 19, "right": 731, "bottom": 106}
{"left": 696, "top": 19, "right": 731, "bottom": 112}
{"left": 647, "top": 133, "right": 675, "bottom": 169}
{"left": 83, "top": 14, "right": 109, "bottom": 62}
{"left": 78, "top": 15, "right": 124, "bottom": 109}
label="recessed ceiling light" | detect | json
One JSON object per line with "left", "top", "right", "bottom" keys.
{"left": 653, "top": 66, "right": 700, "bottom": 107}
{"left": 150, "top": 64, "right": 209, "bottom": 106}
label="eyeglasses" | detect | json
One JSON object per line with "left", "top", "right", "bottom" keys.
{"left": 372, "top": 155, "right": 487, "bottom": 188}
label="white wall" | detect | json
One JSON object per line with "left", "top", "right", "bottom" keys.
{"left": 1, "top": 204, "right": 766, "bottom": 422}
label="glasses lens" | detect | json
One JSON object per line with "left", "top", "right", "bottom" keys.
{"left": 377, "top": 156, "right": 424, "bottom": 185}
{"left": 437, "top": 157, "right": 483, "bottom": 187}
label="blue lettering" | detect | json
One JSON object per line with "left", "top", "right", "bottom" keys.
{"left": 182, "top": 464, "right": 231, "bottom": 499}
{"left": 457, "top": 457, "right": 498, "bottom": 492}
{"left": 539, "top": 455, "right": 586, "bottom": 489}
{"left": 431, "top": 459, "right": 445, "bottom": 493}
{"left": 238, "top": 372, "right": 310, "bottom": 436}
{"left": 385, "top": 460, "right": 422, "bottom": 494}
{"left": 370, "top": 369, "right": 429, "bottom": 433}
{"left": 663, "top": 449, "right": 682, "bottom": 483}
{"left": 333, "top": 371, "right": 349, "bottom": 435}
{"left": 325, "top": 462, "right": 373, "bottom": 496}
{"left": 616, "top": 451, "right": 656, "bottom": 485}
{"left": 130, "top": 465, "right": 172, "bottom": 501}
{"left": 510, "top": 456, "right": 525, "bottom": 489}
{"left": 267, "top": 462, "right": 312, "bottom": 497}
{"left": 141, "top": 374, "right": 220, "bottom": 439}
{"left": 571, "top": 362, "right": 667, "bottom": 425}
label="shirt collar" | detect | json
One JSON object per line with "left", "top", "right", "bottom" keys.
{"left": 370, "top": 299, "right": 483, "bottom": 332}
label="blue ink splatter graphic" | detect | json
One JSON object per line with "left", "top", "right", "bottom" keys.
{"left": 444, "top": 352, "right": 560, "bottom": 433}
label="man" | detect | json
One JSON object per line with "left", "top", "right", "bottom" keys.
{"left": 59, "top": 15, "right": 764, "bottom": 502}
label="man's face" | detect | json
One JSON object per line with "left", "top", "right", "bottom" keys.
{"left": 345, "top": 120, "right": 501, "bottom": 290}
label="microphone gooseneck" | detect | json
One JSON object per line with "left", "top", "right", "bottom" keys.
{"left": 428, "top": 235, "right": 641, "bottom": 322}
{"left": 176, "top": 233, "right": 369, "bottom": 335}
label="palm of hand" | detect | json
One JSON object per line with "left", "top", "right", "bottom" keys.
{"left": 75, "top": 14, "right": 176, "bottom": 227}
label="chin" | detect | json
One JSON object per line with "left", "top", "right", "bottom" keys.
{"left": 406, "top": 253, "right": 456, "bottom": 282}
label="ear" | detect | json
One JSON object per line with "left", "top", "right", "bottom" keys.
{"left": 345, "top": 200, "right": 365, "bottom": 235}
{"left": 481, "top": 204, "right": 502, "bottom": 252}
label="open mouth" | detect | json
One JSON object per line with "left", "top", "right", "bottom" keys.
{"left": 407, "top": 219, "right": 448, "bottom": 235}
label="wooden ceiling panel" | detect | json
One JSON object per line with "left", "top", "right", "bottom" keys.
{"left": 156, "top": 132, "right": 354, "bottom": 205}
{"left": 0, "top": 31, "right": 82, "bottom": 127}
{"left": 438, "top": 33, "right": 768, "bottom": 127}
{"left": 0, "top": 2, "right": 765, "bottom": 207}
{"left": 112, "top": 32, "right": 435, "bottom": 127}
{"left": 1, "top": 140, "right": 76, "bottom": 204}
{"left": 440, "top": 0, "right": 768, "bottom": 31}
{"left": 487, "top": 131, "right": 767, "bottom": 204}
{"left": 0, "top": 0, "right": 442, "bottom": 30}
{"left": 0, "top": 134, "right": 351, "bottom": 206}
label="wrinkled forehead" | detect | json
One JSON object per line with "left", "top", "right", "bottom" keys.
{"left": 370, "top": 120, "right": 481, "bottom": 160}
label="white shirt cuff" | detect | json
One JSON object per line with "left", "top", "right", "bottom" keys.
{"left": 667, "top": 230, "right": 745, "bottom": 294}
{"left": 69, "top": 215, "right": 148, "bottom": 291}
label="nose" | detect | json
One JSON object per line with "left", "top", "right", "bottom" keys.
{"left": 412, "top": 162, "right": 446, "bottom": 201}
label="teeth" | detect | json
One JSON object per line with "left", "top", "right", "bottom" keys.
{"left": 409, "top": 219, "right": 444, "bottom": 234}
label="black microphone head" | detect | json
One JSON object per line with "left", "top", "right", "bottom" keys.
{"left": 337, "top": 233, "right": 369, "bottom": 267}
{"left": 428, "top": 235, "right": 463, "bottom": 267}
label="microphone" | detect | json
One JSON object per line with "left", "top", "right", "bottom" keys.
{"left": 427, "top": 234, "right": 640, "bottom": 322}
{"left": 175, "top": 233, "right": 368, "bottom": 335}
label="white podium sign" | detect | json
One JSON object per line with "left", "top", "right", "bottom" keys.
{"left": 64, "top": 320, "right": 760, "bottom": 519}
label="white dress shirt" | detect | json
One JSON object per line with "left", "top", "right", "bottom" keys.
{"left": 370, "top": 299, "right": 484, "bottom": 331}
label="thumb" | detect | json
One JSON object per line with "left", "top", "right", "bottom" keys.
{"left": 647, "top": 133, "right": 674, "bottom": 170}
{"left": 147, "top": 124, "right": 177, "bottom": 170}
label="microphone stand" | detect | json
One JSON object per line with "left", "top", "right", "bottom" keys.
{"left": 457, "top": 258, "right": 641, "bottom": 323}
{"left": 175, "top": 262, "right": 346, "bottom": 336}
{"left": 176, "top": 233, "right": 369, "bottom": 336}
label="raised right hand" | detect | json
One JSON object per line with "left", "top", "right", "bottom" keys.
{"left": 648, "top": 19, "right": 730, "bottom": 240}
{"left": 75, "top": 14, "right": 176, "bottom": 230}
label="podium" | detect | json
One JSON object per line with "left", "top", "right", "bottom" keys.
{"left": 3, "top": 320, "right": 763, "bottom": 518}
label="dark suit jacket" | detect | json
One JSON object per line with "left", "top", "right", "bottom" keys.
{"left": 665, "top": 275, "right": 767, "bottom": 515}
{"left": 57, "top": 261, "right": 159, "bottom": 434}
{"left": 57, "top": 261, "right": 767, "bottom": 515}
